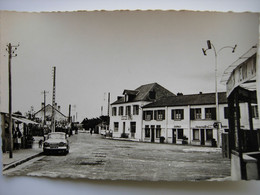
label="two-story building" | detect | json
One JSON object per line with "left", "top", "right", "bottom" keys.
{"left": 110, "top": 83, "right": 175, "bottom": 140}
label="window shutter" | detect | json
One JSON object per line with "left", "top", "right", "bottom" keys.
{"left": 162, "top": 110, "right": 165, "bottom": 120}
{"left": 181, "top": 109, "right": 184, "bottom": 119}
{"left": 154, "top": 110, "right": 157, "bottom": 120}
{"left": 224, "top": 107, "right": 229, "bottom": 119}
{"left": 212, "top": 108, "right": 216, "bottom": 120}
{"left": 190, "top": 109, "right": 195, "bottom": 120}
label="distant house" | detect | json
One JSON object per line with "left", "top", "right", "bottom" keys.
{"left": 110, "top": 83, "right": 175, "bottom": 140}
{"left": 33, "top": 103, "right": 68, "bottom": 127}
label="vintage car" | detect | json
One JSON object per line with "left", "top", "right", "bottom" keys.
{"left": 43, "top": 132, "right": 69, "bottom": 154}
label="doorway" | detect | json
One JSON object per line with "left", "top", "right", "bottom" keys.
{"left": 151, "top": 125, "right": 155, "bottom": 142}
{"left": 172, "top": 129, "right": 176, "bottom": 144}
{"left": 200, "top": 129, "right": 205, "bottom": 145}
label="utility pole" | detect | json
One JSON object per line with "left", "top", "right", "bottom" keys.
{"left": 51, "top": 67, "right": 56, "bottom": 132}
{"left": 6, "top": 43, "right": 19, "bottom": 158}
{"left": 41, "top": 90, "right": 49, "bottom": 125}
{"left": 107, "top": 92, "right": 110, "bottom": 116}
{"left": 68, "top": 104, "right": 71, "bottom": 123}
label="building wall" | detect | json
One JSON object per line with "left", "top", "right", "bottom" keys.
{"left": 110, "top": 101, "right": 150, "bottom": 140}
{"left": 142, "top": 102, "right": 260, "bottom": 146}
{"left": 34, "top": 105, "right": 67, "bottom": 125}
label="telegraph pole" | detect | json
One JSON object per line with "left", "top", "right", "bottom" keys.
{"left": 6, "top": 43, "right": 19, "bottom": 158}
{"left": 51, "top": 67, "right": 56, "bottom": 132}
{"left": 41, "top": 90, "right": 49, "bottom": 125}
{"left": 107, "top": 92, "right": 110, "bottom": 116}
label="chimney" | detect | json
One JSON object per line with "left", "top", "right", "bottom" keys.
{"left": 117, "top": 96, "right": 123, "bottom": 100}
{"left": 177, "top": 93, "right": 183, "bottom": 96}
{"left": 199, "top": 92, "right": 203, "bottom": 94}
{"left": 41, "top": 102, "right": 45, "bottom": 108}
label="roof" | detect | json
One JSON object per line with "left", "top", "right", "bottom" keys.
{"left": 33, "top": 104, "right": 67, "bottom": 118}
{"left": 143, "top": 92, "right": 227, "bottom": 108}
{"left": 111, "top": 83, "right": 175, "bottom": 105}
{"left": 12, "top": 116, "right": 39, "bottom": 125}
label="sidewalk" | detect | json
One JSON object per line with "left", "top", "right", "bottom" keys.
{"left": 2, "top": 137, "right": 43, "bottom": 171}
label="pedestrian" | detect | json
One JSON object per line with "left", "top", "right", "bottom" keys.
{"left": 39, "top": 139, "right": 43, "bottom": 148}
{"left": 90, "top": 129, "right": 92, "bottom": 135}
{"left": 13, "top": 130, "right": 18, "bottom": 150}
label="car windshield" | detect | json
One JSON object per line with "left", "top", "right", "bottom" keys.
{"left": 48, "top": 133, "right": 65, "bottom": 139}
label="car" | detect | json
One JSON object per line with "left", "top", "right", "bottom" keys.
{"left": 43, "top": 132, "right": 69, "bottom": 155}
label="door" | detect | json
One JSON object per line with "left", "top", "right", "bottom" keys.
{"left": 172, "top": 129, "right": 176, "bottom": 144}
{"left": 123, "top": 122, "right": 125, "bottom": 134}
{"left": 130, "top": 122, "right": 136, "bottom": 138}
{"left": 200, "top": 129, "right": 205, "bottom": 145}
{"left": 151, "top": 125, "right": 155, "bottom": 142}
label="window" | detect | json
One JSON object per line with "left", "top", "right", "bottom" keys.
{"left": 205, "top": 108, "right": 216, "bottom": 120}
{"left": 177, "top": 129, "right": 184, "bottom": 139}
{"left": 156, "top": 125, "right": 161, "bottom": 138}
{"left": 133, "top": 105, "right": 139, "bottom": 115}
{"left": 114, "top": 122, "right": 119, "bottom": 132}
{"left": 145, "top": 125, "right": 150, "bottom": 138}
{"left": 143, "top": 111, "right": 153, "bottom": 121}
{"left": 154, "top": 110, "right": 165, "bottom": 120}
{"left": 126, "top": 106, "right": 131, "bottom": 116}
{"left": 130, "top": 122, "right": 136, "bottom": 133}
{"left": 206, "top": 129, "right": 213, "bottom": 140}
{"left": 119, "top": 106, "right": 124, "bottom": 116}
{"left": 190, "top": 108, "right": 201, "bottom": 120}
{"left": 252, "top": 105, "right": 259, "bottom": 119}
{"left": 112, "top": 107, "right": 117, "bottom": 116}
{"left": 172, "top": 109, "right": 184, "bottom": 120}
{"left": 193, "top": 129, "right": 199, "bottom": 140}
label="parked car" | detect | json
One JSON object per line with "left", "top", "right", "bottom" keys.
{"left": 43, "top": 132, "right": 69, "bottom": 155}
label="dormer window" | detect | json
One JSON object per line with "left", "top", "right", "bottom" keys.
{"left": 123, "top": 90, "right": 138, "bottom": 102}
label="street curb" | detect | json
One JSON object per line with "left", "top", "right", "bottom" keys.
{"left": 2, "top": 152, "right": 43, "bottom": 172}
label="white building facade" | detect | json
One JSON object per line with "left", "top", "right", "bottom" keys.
{"left": 142, "top": 92, "right": 259, "bottom": 147}
{"left": 110, "top": 83, "right": 175, "bottom": 140}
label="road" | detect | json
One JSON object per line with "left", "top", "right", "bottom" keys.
{"left": 3, "top": 132, "right": 231, "bottom": 181}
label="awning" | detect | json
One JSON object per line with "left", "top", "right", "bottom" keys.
{"left": 12, "top": 116, "right": 39, "bottom": 125}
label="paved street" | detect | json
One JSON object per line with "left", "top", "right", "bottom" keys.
{"left": 3, "top": 132, "right": 231, "bottom": 181}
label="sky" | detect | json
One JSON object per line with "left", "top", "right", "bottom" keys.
{"left": 0, "top": 10, "right": 259, "bottom": 122}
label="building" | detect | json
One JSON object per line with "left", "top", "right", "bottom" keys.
{"left": 110, "top": 82, "right": 260, "bottom": 149}
{"left": 33, "top": 103, "right": 68, "bottom": 127}
{"left": 222, "top": 48, "right": 260, "bottom": 180}
{"left": 110, "top": 83, "right": 175, "bottom": 140}
{"left": 142, "top": 92, "right": 229, "bottom": 146}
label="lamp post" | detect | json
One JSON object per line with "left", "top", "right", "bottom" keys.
{"left": 202, "top": 40, "right": 237, "bottom": 147}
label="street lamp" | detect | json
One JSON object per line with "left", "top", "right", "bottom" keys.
{"left": 202, "top": 40, "right": 237, "bottom": 147}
